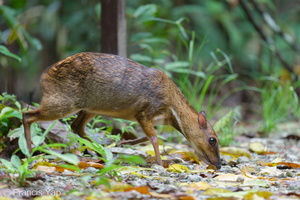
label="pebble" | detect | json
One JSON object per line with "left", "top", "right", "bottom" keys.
{"left": 159, "top": 170, "right": 169, "bottom": 177}
{"left": 187, "top": 174, "right": 201, "bottom": 182}
{"left": 236, "top": 176, "right": 244, "bottom": 182}
{"left": 164, "top": 178, "right": 175, "bottom": 185}
{"left": 178, "top": 173, "right": 188, "bottom": 180}
{"left": 285, "top": 171, "right": 294, "bottom": 178}
{"left": 237, "top": 156, "right": 250, "bottom": 163}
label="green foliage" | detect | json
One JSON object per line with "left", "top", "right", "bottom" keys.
{"left": 214, "top": 107, "right": 241, "bottom": 147}
{"left": 259, "top": 78, "right": 300, "bottom": 134}
{"left": 0, "top": 45, "right": 21, "bottom": 62}
{"left": 0, "top": 155, "right": 38, "bottom": 186}
{"left": 0, "top": 93, "right": 22, "bottom": 137}
{"left": 128, "top": 3, "right": 239, "bottom": 118}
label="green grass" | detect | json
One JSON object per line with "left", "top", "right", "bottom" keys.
{"left": 259, "top": 77, "right": 300, "bottom": 134}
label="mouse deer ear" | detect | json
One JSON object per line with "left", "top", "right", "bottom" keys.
{"left": 198, "top": 110, "right": 207, "bottom": 128}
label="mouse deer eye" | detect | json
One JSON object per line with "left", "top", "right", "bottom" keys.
{"left": 208, "top": 137, "right": 217, "bottom": 147}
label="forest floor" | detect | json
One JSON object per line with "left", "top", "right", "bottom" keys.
{"left": 0, "top": 121, "right": 299, "bottom": 200}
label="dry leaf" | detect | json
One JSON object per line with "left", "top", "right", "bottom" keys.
{"left": 36, "top": 165, "right": 56, "bottom": 173}
{"left": 257, "top": 161, "right": 300, "bottom": 169}
{"left": 186, "top": 181, "right": 212, "bottom": 191}
{"left": 242, "top": 178, "right": 269, "bottom": 188}
{"left": 240, "top": 165, "right": 257, "bottom": 178}
{"left": 124, "top": 186, "right": 151, "bottom": 195}
{"left": 243, "top": 191, "right": 273, "bottom": 200}
{"left": 169, "top": 151, "right": 200, "bottom": 163}
{"left": 149, "top": 192, "right": 173, "bottom": 199}
{"left": 177, "top": 195, "right": 196, "bottom": 200}
{"left": 167, "top": 164, "right": 190, "bottom": 173}
{"left": 78, "top": 161, "right": 104, "bottom": 169}
{"left": 249, "top": 142, "right": 267, "bottom": 154}
{"left": 33, "top": 195, "right": 62, "bottom": 200}
{"left": 203, "top": 188, "right": 233, "bottom": 195}
{"left": 103, "top": 182, "right": 132, "bottom": 192}
{"left": 130, "top": 172, "right": 152, "bottom": 179}
{"left": 220, "top": 147, "right": 251, "bottom": 159}
{"left": 214, "top": 173, "right": 242, "bottom": 182}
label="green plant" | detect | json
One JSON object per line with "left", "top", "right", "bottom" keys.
{"left": 1, "top": 120, "right": 79, "bottom": 186}
{"left": 0, "top": 155, "right": 37, "bottom": 186}
{"left": 128, "top": 4, "right": 240, "bottom": 119}
{"left": 70, "top": 136, "right": 145, "bottom": 188}
{"left": 260, "top": 77, "right": 300, "bottom": 134}
{"left": 213, "top": 107, "right": 241, "bottom": 147}
{"left": 0, "top": 92, "right": 22, "bottom": 138}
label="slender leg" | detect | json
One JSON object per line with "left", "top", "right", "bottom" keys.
{"left": 138, "top": 120, "right": 162, "bottom": 166}
{"left": 71, "top": 110, "right": 96, "bottom": 140}
{"left": 23, "top": 106, "right": 78, "bottom": 153}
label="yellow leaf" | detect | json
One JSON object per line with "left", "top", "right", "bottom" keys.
{"left": 130, "top": 172, "right": 152, "bottom": 179}
{"left": 187, "top": 181, "right": 212, "bottom": 191}
{"left": 249, "top": 142, "right": 267, "bottom": 154}
{"left": 146, "top": 150, "right": 155, "bottom": 156}
{"left": 167, "top": 164, "right": 190, "bottom": 173}
{"left": 170, "top": 151, "right": 200, "bottom": 163}
{"left": 33, "top": 196, "right": 62, "bottom": 200}
{"left": 117, "top": 166, "right": 149, "bottom": 174}
{"left": 220, "top": 147, "right": 251, "bottom": 159}
{"left": 103, "top": 182, "right": 132, "bottom": 192}
{"left": 243, "top": 191, "right": 273, "bottom": 200}
{"left": 203, "top": 188, "right": 232, "bottom": 195}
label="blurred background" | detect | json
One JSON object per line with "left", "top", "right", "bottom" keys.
{"left": 0, "top": 0, "right": 299, "bottom": 135}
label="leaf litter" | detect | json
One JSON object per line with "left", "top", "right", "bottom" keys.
{"left": 0, "top": 122, "right": 299, "bottom": 199}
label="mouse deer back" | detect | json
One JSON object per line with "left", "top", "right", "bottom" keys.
{"left": 23, "top": 52, "right": 221, "bottom": 169}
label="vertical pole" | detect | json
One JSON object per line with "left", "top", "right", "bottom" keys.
{"left": 101, "top": 0, "right": 127, "bottom": 57}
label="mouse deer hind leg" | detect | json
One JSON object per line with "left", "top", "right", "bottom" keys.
{"left": 71, "top": 110, "right": 96, "bottom": 141}
{"left": 23, "top": 97, "right": 80, "bottom": 153}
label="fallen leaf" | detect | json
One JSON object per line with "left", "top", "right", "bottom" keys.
{"left": 185, "top": 181, "right": 212, "bottom": 191}
{"left": 203, "top": 188, "right": 233, "bottom": 195}
{"left": 243, "top": 191, "right": 273, "bottom": 200}
{"left": 249, "top": 142, "right": 267, "bottom": 154}
{"left": 169, "top": 151, "right": 200, "bottom": 163}
{"left": 124, "top": 186, "right": 151, "bottom": 195}
{"left": 78, "top": 161, "right": 104, "bottom": 169}
{"left": 103, "top": 182, "right": 132, "bottom": 192}
{"left": 213, "top": 174, "right": 244, "bottom": 187}
{"left": 259, "top": 152, "right": 277, "bottom": 155}
{"left": 220, "top": 147, "right": 251, "bottom": 159}
{"left": 214, "top": 173, "right": 242, "bottom": 182}
{"left": 167, "top": 164, "right": 190, "bottom": 173}
{"left": 109, "top": 147, "right": 148, "bottom": 158}
{"left": 259, "top": 166, "right": 281, "bottom": 176}
{"left": 36, "top": 165, "right": 56, "bottom": 173}
{"left": 257, "top": 161, "right": 300, "bottom": 169}
{"left": 149, "top": 192, "right": 173, "bottom": 199}
{"left": 130, "top": 172, "right": 152, "bottom": 179}
{"left": 240, "top": 165, "right": 257, "bottom": 178}
{"left": 33, "top": 162, "right": 78, "bottom": 173}
{"left": 34, "top": 195, "right": 62, "bottom": 200}
{"left": 177, "top": 195, "right": 196, "bottom": 200}
{"left": 242, "top": 178, "right": 269, "bottom": 188}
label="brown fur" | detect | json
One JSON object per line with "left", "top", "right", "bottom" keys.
{"left": 23, "top": 52, "right": 221, "bottom": 169}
